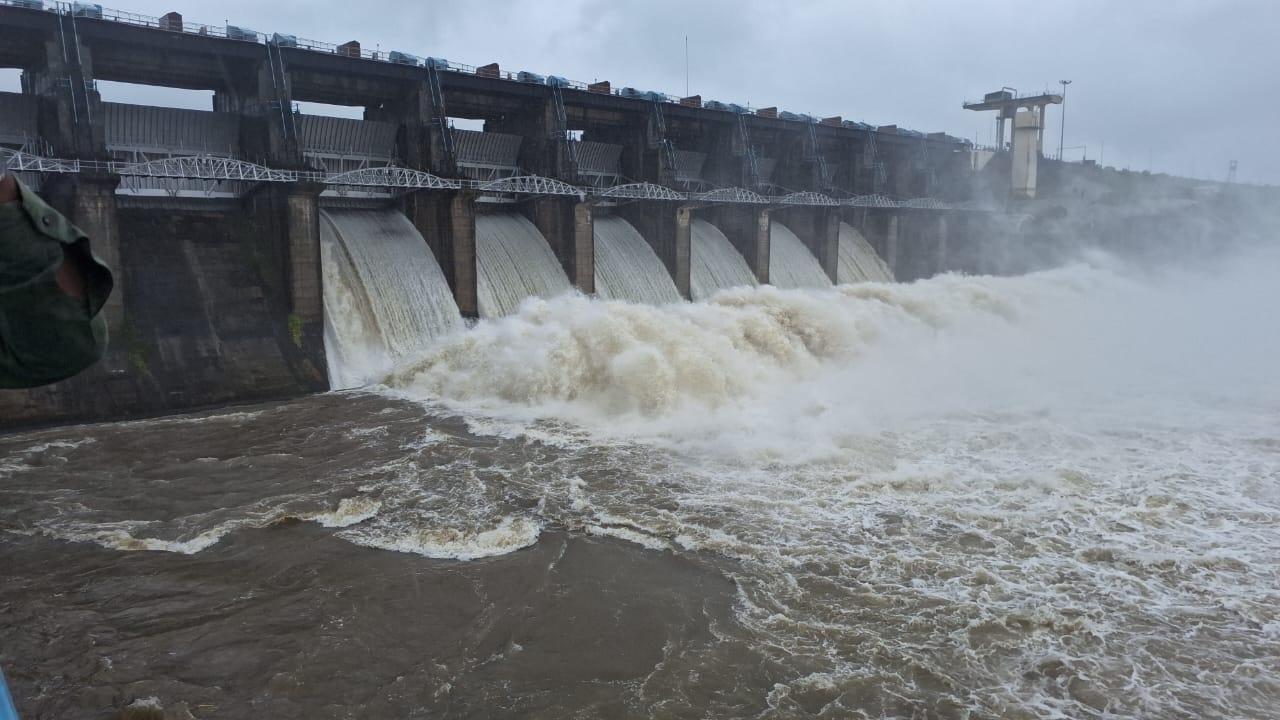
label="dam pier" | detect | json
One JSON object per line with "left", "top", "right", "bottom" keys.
{"left": 1, "top": 1, "right": 1000, "bottom": 425}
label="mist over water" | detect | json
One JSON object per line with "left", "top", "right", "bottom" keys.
{"left": 379, "top": 245, "right": 1280, "bottom": 716}
{"left": 6, "top": 227, "right": 1280, "bottom": 717}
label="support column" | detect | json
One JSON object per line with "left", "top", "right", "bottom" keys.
{"left": 284, "top": 184, "right": 323, "bottom": 320}
{"left": 617, "top": 201, "right": 691, "bottom": 298}
{"left": 526, "top": 196, "right": 594, "bottom": 294}
{"left": 214, "top": 56, "right": 301, "bottom": 168}
{"left": 884, "top": 214, "right": 900, "bottom": 277}
{"left": 74, "top": 177, "right": 123, "bottom": 328}
{"left": 818, "top": 208, "right": 840, "bottom": 283}
{"left": 26, "top": 37, "right": 105, "bottom": 158}
{"left": 934, "top": 214, "right": 949, "bottom": 276}
{"left": 406, "top": 191, "right": 478, "bottom": 318}
{"left": 42, "top": 174, "right": 124, "bottom": 329}
{"left": 485, "top": 93, "right": 575, "bottom": 182}
{"left": 394, "top": 79, "right": 456, "bottom": 177}
{"left": 573, "top": 202, "right": 594, "bottom": 291}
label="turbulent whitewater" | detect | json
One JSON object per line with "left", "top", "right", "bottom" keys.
{"left": 6, "top": 248, "right": 1280, "bottom": 718}
{"left": 385, "top": 251, "right": 1280, "bottom": 717}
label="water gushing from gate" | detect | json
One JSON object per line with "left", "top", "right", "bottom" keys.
{"left": 320, "top": 209, "right": 462, "bottom": 389}
{"left": 837, "top": 221, "right": 894, "bottom": 283}
{"left": 475, "top": 213, "right": 573, "bottom": 318}
{"left": 769, "top": 221, "right": 832, "bottom": 289}
{"left": 594, "top": 216, "right": 682, "bottom": 304}
{"left": 691, "top": 218, "right": 757, "bottom": 301}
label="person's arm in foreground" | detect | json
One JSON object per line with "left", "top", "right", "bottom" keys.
{"left": 0, "top": 173, "right": 114, "bottom": 388}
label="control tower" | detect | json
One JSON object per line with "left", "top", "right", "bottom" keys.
{"left": 964, "top": 89, "right": 1062, "bottom": 199}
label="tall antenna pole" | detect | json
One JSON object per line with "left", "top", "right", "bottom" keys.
{"left": 1057, "top": 79, "right": 1072, "bottom": 160}
{"left": 685, "top": 36, "right": 689, "bottom": 97}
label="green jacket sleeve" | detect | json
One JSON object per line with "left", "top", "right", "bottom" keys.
{"left": 0, "top": 177, "right": 115, "bottom": 389}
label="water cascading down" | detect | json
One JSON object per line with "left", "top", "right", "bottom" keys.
{"left": 769, "top": 222, "right": 832, "bottom": 289}
{"left": 475, "top": 213, "right": 573, "bottom": 319}
{"left": 593, "top": 216, "right": 682, "bottom": 304}
{"left": 320, "top": 209, "right": 463, "bottom": 389}
{"left": 837, "top": 222, "right": 894, "bottom": 283}
{"left": 690, "top": 218, "right": 758, "bottom": 301}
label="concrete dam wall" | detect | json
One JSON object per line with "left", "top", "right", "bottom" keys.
{"left": 0, "top": 0, "right": 974, "bottom": 427}
{"left": 0, "top": 197, "right": 329, "bottom": 427}
{"left": 6, "top": 2, "right": 1258, "bottom": 427}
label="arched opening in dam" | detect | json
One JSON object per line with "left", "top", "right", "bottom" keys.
{"left": 320, "top": 209, "right": 463, "bottom": 389}
{"left": 593, "top": 215, "right": 682, "bottom": 304}
{"left": 690, "top": 218, "right": 758, "bottom": 301}
{"left": 475, "top": 212, "right": 574, "bottom": 319}
{"left": 837, "top": 221, "right": 895, "bottom": 284}
{"left": 768, "top": 221, "right": 832, "bottom": 289}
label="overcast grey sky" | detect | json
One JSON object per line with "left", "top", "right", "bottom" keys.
{"left": 5, "top": 0, "right": 1277, "bottom": 184}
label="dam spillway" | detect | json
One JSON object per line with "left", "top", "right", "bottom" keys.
{"left": 316, "top": 205, "right": 902, "bottom": 391}
{"left": 837, "top": 222, "right": 895, "bottom": 284}
{"left": 769, "top": 222, "right": 833, "bottom": 290}
{"left": 475, "top": 213, "right": 574, "bottom": 319}
{"left": 594, "top": 216, "right": 682, "bottom": 305}
{"left": 320, "top": 209, "right": 462, "bottom": 389}
{"left": 690, "top": 219, "right": 759, "bottom": 301}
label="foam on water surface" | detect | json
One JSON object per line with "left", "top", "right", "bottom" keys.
{"left": 375, "top": 251, "right": 1280, "bottom": 715}
{"left": 8, "top": 248, "right": 1280, "bottom": 717}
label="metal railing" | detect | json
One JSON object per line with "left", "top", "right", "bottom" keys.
{"left": 0, "top": 149, "right": 987, "bottom": 209}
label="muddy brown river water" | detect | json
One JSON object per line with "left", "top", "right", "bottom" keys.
{"left": 5, "top": 261, "right": 1280, "bottom": 718}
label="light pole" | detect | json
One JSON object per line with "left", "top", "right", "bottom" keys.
{"left": 1058, "top": 79, "right": 1072, "bottom": 160}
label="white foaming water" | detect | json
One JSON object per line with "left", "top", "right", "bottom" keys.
{"left": 593, "top": 215, "right": 682, "bottom": 304}
{"left": 769, "top": 221, "right": 833, "bottom": 289}
{"left": 690, "top": 218, "right": 757, "bottom": 301}
{"left": 382, "top": 248, "right": 1280, "bottom": 717}
{"left": 475, "top": 212, "right": 573, "bottom": 318}
{"left": 320, "top": 209, "right": 462, "bottom": 389}
{"left": 13, "top": 235, "right": 1280, "bottom": 716}
{"left": 837, "top": 221, "right": 894, "bottom": 283}
{"left": 337, "top": 515, "right": 541, "bottom": 561}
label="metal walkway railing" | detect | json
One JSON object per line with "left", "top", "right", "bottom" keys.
{"left": 0, "top": 149, "right": 986, "bottom": 209}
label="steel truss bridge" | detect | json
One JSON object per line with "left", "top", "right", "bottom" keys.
{"left": 1, "top": 151, "right": 984, "bottom": 210}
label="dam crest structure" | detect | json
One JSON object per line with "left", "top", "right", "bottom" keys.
{"left": 0, "top": 0, "right": 1010, "bottom": 423}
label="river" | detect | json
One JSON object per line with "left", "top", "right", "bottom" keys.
{"left": 3, "top": 251, "right": 1279, "bottom": 719}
